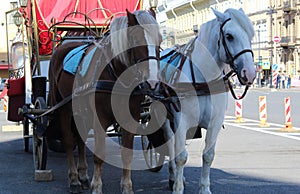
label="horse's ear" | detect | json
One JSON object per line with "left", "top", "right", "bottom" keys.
{"left": 148, "top": 8, "right": 156, "bottom": 19}
{"left": 211, "top": 8, "right": 225, "bottom": 23}
{"left": 126, "top": 9, "right": 138, "bottom": 26}
{"left": 239, "top": 8, "right": 245, "bottom": 14}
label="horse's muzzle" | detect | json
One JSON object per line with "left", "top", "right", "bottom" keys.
{"left": 239, "top": 67, "right": 256, "bottom": 85}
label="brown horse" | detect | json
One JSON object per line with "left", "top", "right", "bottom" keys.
{"left": 48, "top": 10, "right": 161, "bottom": 193}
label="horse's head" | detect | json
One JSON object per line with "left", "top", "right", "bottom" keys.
{"left": 213, "top": 8, "right": 256, "bottom": 85}
{"left": 110, "top": 9, "right": 162, "bottom": 89}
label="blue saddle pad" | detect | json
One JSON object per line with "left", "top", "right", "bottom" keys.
{"left": 160, "top": 49, "right": 182, "bottom": 82}
{"left": 63, "top": 44, "right": 97, "bottom": 77}
{"left": 79, "top": 46, "right": 97, "bottom": 77}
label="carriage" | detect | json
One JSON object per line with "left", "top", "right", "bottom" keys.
{"left": 5, "top": 0, "right": 164, "bottom": 176}
{"left": 5, "top": 1, "right": 256, "bottom": 193}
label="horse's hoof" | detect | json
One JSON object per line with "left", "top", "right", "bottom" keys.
{"left": 169, "top": 178, "right": 186, "bottom": 191}
{"left": 69, "top": 183, "right": 82, "bottom": 193}
{"left": 122, "top": 190, "right": 134, "bottom": 194}
{"left": 199, "top": 187, "right": 212, "bottom": 194}
{"left": 169, "top": 180, "right": 174, "bottom": 191}
{"left": 80, "top": 178, "right": 90, "bottom": 190}
{"left": 121, "top": 187, "right": 134, "bottom": 194}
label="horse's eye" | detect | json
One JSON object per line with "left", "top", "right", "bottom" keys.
{"left": 226, "top": 34, "right": 234, "bottom": 41}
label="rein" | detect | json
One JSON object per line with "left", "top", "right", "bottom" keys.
{"left": 223, "top": 70, "right": 249, "bottom": 100}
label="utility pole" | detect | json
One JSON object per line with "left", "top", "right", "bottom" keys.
{"left": 267, "top": 1, "right": 277, "bottom": 88}
{"left": 257, "top": 29, "right": 262, "bottom": 88}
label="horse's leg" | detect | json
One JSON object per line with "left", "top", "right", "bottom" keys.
{"left": 59, "top": 109, "right": 81, "bottom": 193}
{"left": 199, "top": 122, "right": 222, "bottom": 194}
{"left": 91, "top": 119, "right": 107, "bottom": 194}
{"left": 173, "top": 118, "right": 188, "bottom": 194}
{"left": 77, "top": 136, "right": 90, "bottom": 190}
{"left": 73, "top": 115, "right": 90, "bottom": 190}
{"left": 199, "top": 95, "right": 226, "bottom": 194}
{"left": 162, "top": 120, "right": 176, "bottom": 190}
{"left": 121, "top": 129, "right": 134, "bottom": 194}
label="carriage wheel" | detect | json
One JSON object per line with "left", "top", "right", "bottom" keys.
{"left": 32, "top": 97, "right": 47, "bottom": 170}
{"left": 141, "top": 135, "right": 164, "bottom": 172}
{"left": 23, "top": 116, "right": 30, "bottom": 152}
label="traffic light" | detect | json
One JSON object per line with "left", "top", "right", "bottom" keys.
{"left": 258, "top": 56, "right": 262, "bottom": 66}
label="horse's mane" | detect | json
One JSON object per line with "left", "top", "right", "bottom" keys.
{"left": 110, "top": 10, "right": 159, "bottom": 66}
{"left": 198, "top": 8, "right": 254, "bottom": 47}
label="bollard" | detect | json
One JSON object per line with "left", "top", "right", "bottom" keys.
{"left": 234, "top": 96, "right": 244, "bottom": 123}
{"left": 279, "top": 97, "right": 297, "bottom": 132}
{"left": 259, "top": 96, "right": 269, "bottom": 127}
{"left": 272, "top": 70, "right": 278, "bottom": 87}
{"left": 3, "top": 95, "right": 8, "bottom": 112}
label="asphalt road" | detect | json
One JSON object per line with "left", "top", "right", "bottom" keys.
{"left": 1, "top": 89, "right": 300, "bottom": 194}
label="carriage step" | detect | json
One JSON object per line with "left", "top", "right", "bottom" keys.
{"left": 35, "top": 170, "right": 53, "bottom": 182}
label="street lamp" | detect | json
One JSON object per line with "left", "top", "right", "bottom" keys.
{"left": 13, "top": 11, "right": 22, "bottom": 30}
{"left": 149, "top": 0, "right": 158, "bottom": 10}
{"left": 19, "top": 0, "right": 28, "bottom": 8}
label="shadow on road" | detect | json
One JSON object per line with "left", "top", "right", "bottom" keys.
{"left": 1, "top": 138, "right": 299, "bottom": 194}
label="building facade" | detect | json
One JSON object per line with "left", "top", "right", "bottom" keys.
{"left": 156, "top": 0, "right": 300, "bottom": 84}
{"left": 0, "top": 0, "right": 18, "bottom": 78}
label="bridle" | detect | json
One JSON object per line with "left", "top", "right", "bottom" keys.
{"left": 218, "top": 18, "right": 254, "bottom": 100}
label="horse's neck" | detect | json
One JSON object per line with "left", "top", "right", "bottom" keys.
{"left": 188, "top": 37, "right": 224, "bottom": 83}
{"left": 197, "top": 19, "right": 224, "bottom": 66}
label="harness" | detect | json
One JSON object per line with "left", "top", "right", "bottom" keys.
{"left": 39, "top": 33, "right": 160, "bottom": 118}
{"left": 159, "top": 17, "right": 254, "bottom": 113}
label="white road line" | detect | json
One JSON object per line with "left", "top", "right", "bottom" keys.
{"left": 224, "top": 116, "right": 300, "bottom": 141}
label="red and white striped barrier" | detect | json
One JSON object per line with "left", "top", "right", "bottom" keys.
{"left": 3, "top": 95, "right": 8, "bottom": 112}
{"left": 259, "top": 96, "right": 269, "bottom": 127}
{"left": 280, "top": 97, "right": 297, "bottom": 132}
{"left": 284, "top": 97, "right": 292, "bottom": 128}
{"left": 234, "top": 96, "right": 244, "bottom": 123}
{"left": 272, "top": 70, "right": 278, "bottom": 87}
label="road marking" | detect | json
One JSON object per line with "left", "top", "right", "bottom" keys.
{"left": 224, "top": 116, "right": 300, "bottom": 141}
{"left": 1, "top": 125, "right": 22, "bottom": 132}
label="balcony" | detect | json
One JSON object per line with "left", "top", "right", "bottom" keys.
{"left": 283, "top": 1, "right": 297, "bottom": 12}
{"left": 280, "top": 36, "right": 296, "bottom": 47}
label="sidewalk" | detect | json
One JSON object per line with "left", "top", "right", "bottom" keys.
{"left": 248, "top": 85, "right": 300, "bottom": 92}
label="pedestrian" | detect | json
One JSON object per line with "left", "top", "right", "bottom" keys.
{"left": 281, "top": 74, "right": 285, "bottom": 89}
{"left": 276, "top": 74, "right": 281, "bottom": 89}
{"left": 287, "top": 75, "right": 291, "bottom": 89}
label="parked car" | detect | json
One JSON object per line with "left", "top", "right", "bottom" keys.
{"left": 0, "top": 78, "right": 7, "bottom": 92}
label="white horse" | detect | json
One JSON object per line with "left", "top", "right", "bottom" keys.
{"left": 159, "top": 8, "right": 256, "bottom": 194}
